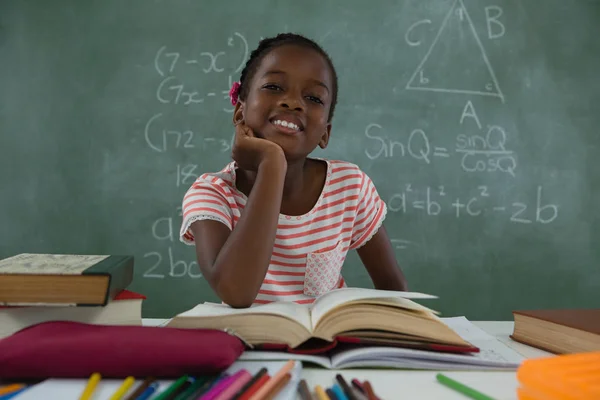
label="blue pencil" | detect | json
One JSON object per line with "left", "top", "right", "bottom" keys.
{"left": 332, "top": 384, "right": 349, "bottom": 400}
{"left": 136, "top": 382, "right": 160, "bottom": 400}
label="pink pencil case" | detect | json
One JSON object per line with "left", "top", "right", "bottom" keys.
{"left": 0, "top": 321, "right": 244, "bottom": 379}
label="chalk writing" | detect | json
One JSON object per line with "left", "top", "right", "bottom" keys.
{"left": 364, "top": 122, "right": 515, "bottom": 176}
{"left": 142, "top": 248, "right": 202, "bottom": 279}
{"left": 176, "top": 164, "right": 199, "bottom": 188}
{"left": 387, "top": 185, "right": 558, "bottom": 224}
{"left": 405, "top": 19, "right": 432, "bottom": 47}
{"left": 485, "top": 6, "right": 505, "bottom": 40}
{"left": 455, "top": 125, "right": 517, "bottom": 177}
{"left": 390, "top": 239, "right": 417, "bottom": 250}
{"left": 141, "top": 33, "right": 253, "bottom": 281}
{"left": 144, "top": 113, "right": 232, "bottom": 153}
{"left": 364, "top": 124, "right": 434, "bottom": 164}
{"left": 405, "top": 0, "right": 505, "bottom": 102}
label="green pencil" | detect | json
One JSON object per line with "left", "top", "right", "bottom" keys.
{"left": 436, "top": 373, "right": 496, "bottom": 400}
{"left": 153, "top": 375, "right": 190, "bottom": 400}
{"left": 173, "top": 376, "right": 212, "bottom": 400}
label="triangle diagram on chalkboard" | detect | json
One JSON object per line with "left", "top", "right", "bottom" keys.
{"left": 405, "top": 0, "right": 504, "bottom": 102}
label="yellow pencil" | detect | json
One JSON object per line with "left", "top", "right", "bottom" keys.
{"left": 315, "top": 385, "right": 330, "bottom": 400}
{"left": 79, "top": 373, "right": 102, "bottom": 400}
{"left": 109, "top": 376, "right": 135, "bottom": 400}
{"left": 0, "top": 384, "right": 25, "bottom": 396}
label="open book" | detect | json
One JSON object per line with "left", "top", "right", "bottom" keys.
{"left": 166, "top": 288, "right": 477, "bottom": 353}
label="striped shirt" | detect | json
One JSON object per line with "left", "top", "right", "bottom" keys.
{"left": 179, "top": 158, "right": 387, "bottom": 305}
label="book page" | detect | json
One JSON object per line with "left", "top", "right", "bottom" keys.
{"left": 238, "top": 351, "right": 332, "bottom": 369}
{"left": 310, "top": 287, "right": 437, "bottom": 327}
{"left": 177, "top": 301, "right": 313, "bottom": 331}
{"left": 330, "top": 341, "right": 523, "bottom": 369}
{"left": 0, "top": 254, "right": 109, "bottom": 275}
{"left": 440, "top": 317, "right": 525, "bottom": 365}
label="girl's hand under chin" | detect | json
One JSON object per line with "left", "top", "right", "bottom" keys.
{"left": 231, "top": 120, "right": 286, "bottom": 172}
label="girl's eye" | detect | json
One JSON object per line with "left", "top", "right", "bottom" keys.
{"left": 307, "top": 96, "right": 323, "bottom": 105}
{"left": 263, "top": 84, "right": 282, "bottom": 91}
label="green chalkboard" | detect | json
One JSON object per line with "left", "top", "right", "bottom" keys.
{"left": 1, "top": 0, "right": 599, "bottom": 319}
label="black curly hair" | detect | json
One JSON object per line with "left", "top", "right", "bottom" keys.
{"left": 237, "top": 33, "right": 338, "bottom": 121}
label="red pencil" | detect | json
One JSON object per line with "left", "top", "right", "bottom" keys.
{"left": 351, "top": 379, "right": 365, "bottom": 394}
{"left": 362, "top": 381, "right": 378, "bottom": 400}
{"left": 238, "top": 374, "right": 270, "bottom": 400}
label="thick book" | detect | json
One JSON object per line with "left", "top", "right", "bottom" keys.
{"left": 0, "top": 253, "right": 134, "bottom": 306}
{"left": 166, "top": 288, "right": 479, "bottom": 353}
{"left": 0, "top": 290, "right": 145, "bottom": 340}
{"left": 240, "top": 317, "right": 525, "bottom": 371}
{"left": 511, "top": 309, "right": 600, "bottom": 354}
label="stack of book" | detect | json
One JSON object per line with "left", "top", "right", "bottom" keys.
{"left": 0, "top": 253, "right": 144, "bottom": 340}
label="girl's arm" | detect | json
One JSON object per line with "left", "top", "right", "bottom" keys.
{"left": 190, "top": 122, "right": 287, "bottom": 308}
{"left": 356, "top": 225, "right": 408, "bottom": 291}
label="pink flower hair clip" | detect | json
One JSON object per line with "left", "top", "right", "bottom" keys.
{"left": 229, "top": 81, "right": 241, "bottom": 106}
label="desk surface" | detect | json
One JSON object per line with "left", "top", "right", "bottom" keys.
{"left": 144, "top": 319, "right": 552, "bottom": 400}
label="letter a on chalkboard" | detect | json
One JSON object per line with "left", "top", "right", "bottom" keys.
{"left": 405, "top": 0, "right": 504, "bottom": 103}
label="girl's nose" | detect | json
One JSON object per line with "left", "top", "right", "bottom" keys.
{"left": 278, "top": 93, "right": 304, "bottom": 112}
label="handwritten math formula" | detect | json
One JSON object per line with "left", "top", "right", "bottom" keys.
{"left": 365, "top": 123, "right": 517, "bottom": 177}
{"left": 387, "top": 185, "right": 557, "bottom": 224}
{"left": 141, "top": 33, "right": 250, "bottom": 279}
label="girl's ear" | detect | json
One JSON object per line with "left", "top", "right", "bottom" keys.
{"left": 232, "top": 101, "right": 244, "bottom": 125}
{"left": 318, "top": 123, "right": 332, "bottom": 149}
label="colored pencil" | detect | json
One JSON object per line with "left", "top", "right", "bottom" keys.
{"left": 238, "top": 374, "right": 270, "bottom": 400}
{"left": 362, "top": 381, "right": 377, "bottom": 400}
{"left": 109, "top": 376, "right": 135, "bottom": 400}
{"left": 326, "top": 388, "right": 338, "bottom": 400}
{"left": 436, "top": 373, "right": 496, "bottom": 400}
{"left": 0, "top": 385, "right": 25, "bottom": 396}
{"left": 182, "top": 375, "right": 224, "bottom": 399}
{"left": 297, "top": 379, "right": 313, "bottom": 400}
{"left": 164, "top": 377, "right": 193, "bottom": 400}
{"left": 0, "top": 387, "right": 30, "bottom": 400}
{"left": 231, "top": 368, "right": 267, "bottom": 400}
{"left": 124, "top": 377, "right": 155, "bottom": 400}
{"left": 201, "top": 372, "right": 246, "bottom": 400}
{"left": 332, "top": 384, "right": 348, "bottom": 400}
{"left": 136, "top": 382, "right": 159, "bottom": 400}
{"left": 214, "top": 370, "right": 252, "bottom": 400}
{"left": 314, "top": 385, "right": 330, "bottom": 400}
{"left": 350, "top": 380, "right": 369, "bottom": 400}
{"left": 248, "top": 360, "right": 295, "bottom": 400}
{"left": 153, "top": 375, "right": 189, "bottom": 400}
{"left": 262, "top": 373, "right": 291, "bottom": 400}
{"left": 173, "top": 376, "right": 214, "bottom": 400}
{"left": 79, "top": 373, "right": 102, "bottom": 400}
{"left": 336, "top": 375, "right": 361, "bottom": 400}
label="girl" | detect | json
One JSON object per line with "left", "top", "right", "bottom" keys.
{"left": 180, "top": 33, "right": 407, "bottom": 308}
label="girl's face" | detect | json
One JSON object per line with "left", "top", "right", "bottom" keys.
{"left": 238, "top": 44, "right": 334, "bottom": 161}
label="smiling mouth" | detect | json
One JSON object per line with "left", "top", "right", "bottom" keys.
{"left": 271, "top": 119, "right": 303, "bottom": 134}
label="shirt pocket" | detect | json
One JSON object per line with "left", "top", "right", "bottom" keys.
{"left": 303, "top": 241, "right": 345, "bottom": 297}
